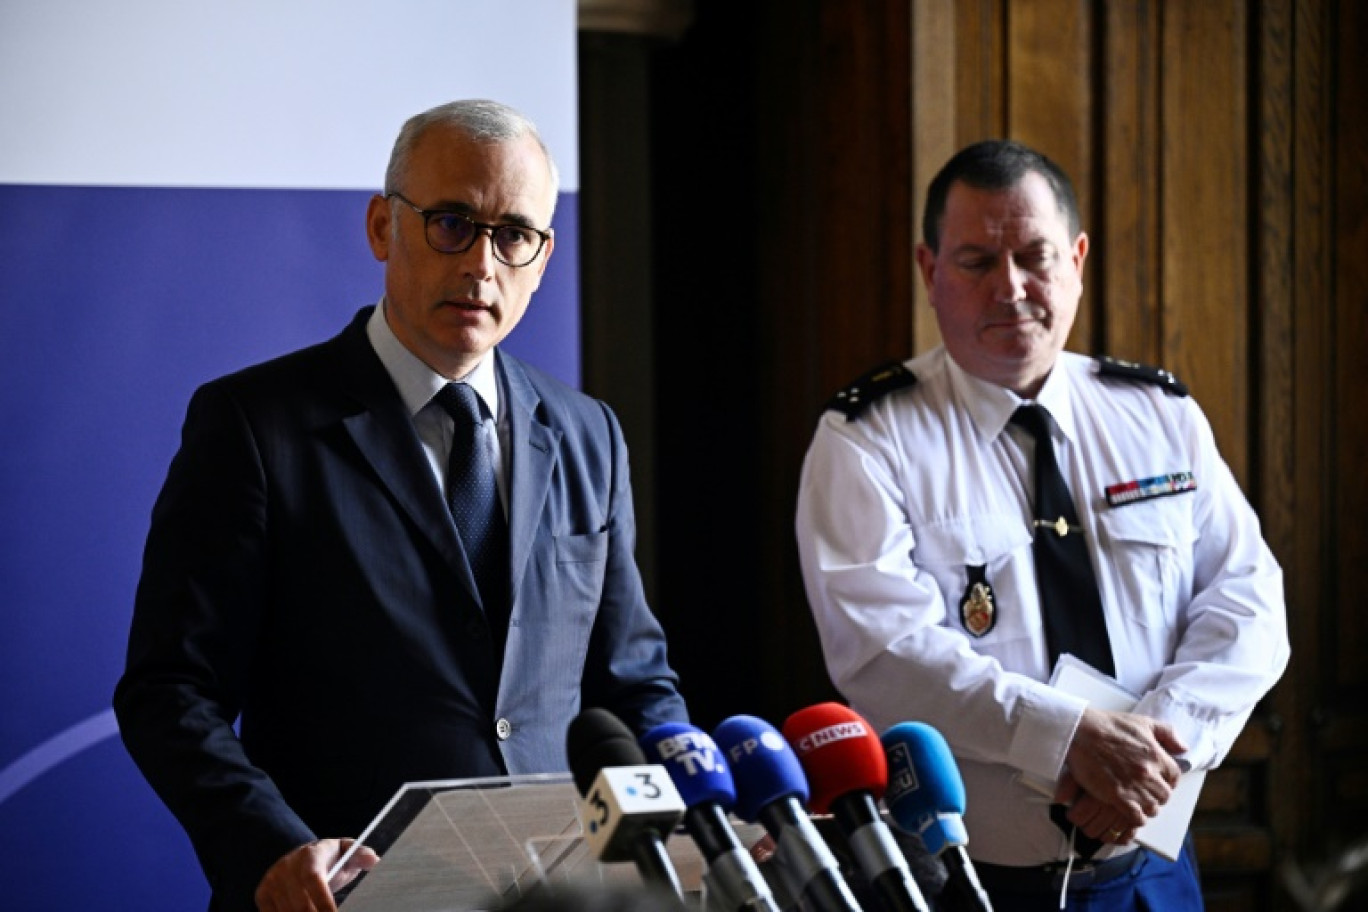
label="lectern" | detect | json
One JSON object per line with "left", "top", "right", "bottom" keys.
{"left": 327, "top": 773, "right": 759, "bottom": 911}
{"left": 325, "top": 772, "right": 929, "bottom": 911}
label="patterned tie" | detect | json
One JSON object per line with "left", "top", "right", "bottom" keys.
{"left": 435, "top": 383, "right": 509, "bottom": 636}
{"left": 1012, "top": 404, "right": 1113, "bottom": 860}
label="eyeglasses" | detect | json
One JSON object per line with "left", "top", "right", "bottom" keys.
{"left": 386, "top": 192, "right": 552, "bottom": 267}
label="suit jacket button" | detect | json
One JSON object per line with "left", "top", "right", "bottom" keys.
{"left": 466, "top": 619, "right": 486, "bottom": 639}
{"left": 495, "top": 718, "right": 513, "bottom": 741}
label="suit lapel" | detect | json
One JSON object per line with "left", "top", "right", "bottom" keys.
{"left": 328, "top": 320, "right": 562, "bottom": 621}
{"left": 330, "top": 312, "right": 480, "bottom": 601}
{"left": 499, "top": 353, "right": 559, "bottom": 609}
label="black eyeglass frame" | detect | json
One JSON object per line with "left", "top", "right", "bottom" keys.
{"left": 385, "top": 191, "right": 553, "bottom": 267}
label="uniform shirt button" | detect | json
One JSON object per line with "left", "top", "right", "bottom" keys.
{"left": 495, "top": 718, "right": 513, "bottom": 741}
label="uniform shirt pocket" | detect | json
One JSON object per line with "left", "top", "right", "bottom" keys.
{"left": 914, "top": 514, "right": 1035, "bottom": 647}
{"left": 1096, "top": 494, "right": 1197, "bottom": 630}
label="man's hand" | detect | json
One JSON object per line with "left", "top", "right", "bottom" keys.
{"left": 1053, "top": 707, "right": 1186, "bottom": 842}
{"left": 254, "top": 838, "right": 379, "bottom": 912}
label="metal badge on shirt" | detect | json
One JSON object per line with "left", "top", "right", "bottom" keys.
{"left": 959, "top": 565, "right": 996, "bottom": 637}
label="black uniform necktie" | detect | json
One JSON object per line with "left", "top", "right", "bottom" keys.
{"left": 1012, "top": 403, "right": 1115, "bottom": 860}
{"left": 435, "top": 383, "right": 509, "bottom": 634}
{"left": 1011, "top": 404, "right": 1115, "bottom": 677}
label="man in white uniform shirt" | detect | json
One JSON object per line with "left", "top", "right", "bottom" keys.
{"left": 794, "top": 139, "right": 1288, "bottom": 910}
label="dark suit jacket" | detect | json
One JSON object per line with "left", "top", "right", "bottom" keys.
{"left": 113, "top": 306, "right": 689, "bottom": 909}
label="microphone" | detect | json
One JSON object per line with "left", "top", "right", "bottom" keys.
{"left": 782, "top": 703, "right": 931, "bottom": 912}
{"left": 566, "top": 707, "right": 686, "bottom": 898}
{"left": 640, "top": 721, "right": 781, "bottom": 912}
{"left": 881, "top": 722, "right": 993, "bottom": 912}
{"left": 712, "top": 714, "right": 861, "bottom": 912}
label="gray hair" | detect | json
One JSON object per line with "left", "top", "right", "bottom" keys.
{"left": 383, "top": 99, "right": 560, "bottom": 214}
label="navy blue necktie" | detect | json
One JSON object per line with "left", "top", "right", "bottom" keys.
{"left": 1012, "top": 404, "right": 1114, "bottom": 859}
{"left": 435, "top": 384, "right": 509, "bottom": 636}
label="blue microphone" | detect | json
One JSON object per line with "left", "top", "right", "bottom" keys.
{"left": 881, "top": 722, "right": 993, "bottom": 912}
{"left": 641, "top": 722, "right": 780, "bottom": 912}
{"left": 713, "top": 715, "right": 861, "bottom": 912}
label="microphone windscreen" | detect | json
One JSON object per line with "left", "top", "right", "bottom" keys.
{"left": 781, "top": 702, "right": 888, "bottom": 814}
{"left": 640, "top": 721, "right": 737, "bottom": 810}
{"left": 567, "top": 707, "right": 647, "bottom": 795}
{"left": 712, "top": 715, "right": 809, "bottom": 823}
{"left": 880, "top": 721, "right": 966, "bottom": 826}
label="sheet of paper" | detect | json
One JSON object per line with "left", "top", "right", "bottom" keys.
{"left": 1022, "top": 654, "right": 1202, "bottom": 862}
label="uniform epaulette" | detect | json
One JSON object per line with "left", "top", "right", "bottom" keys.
{"left": 825, "top": 360, "right": 918, "bottom": 419}
{"left": 1096, "top": 355, "right": 1189, "bottom": 397}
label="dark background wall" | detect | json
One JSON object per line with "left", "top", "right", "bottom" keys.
{"left": 578, "top": 1, "right": 1368, "bottom": 909}
{"left": 582, "top": 2, "right": 778, "bottom": 733}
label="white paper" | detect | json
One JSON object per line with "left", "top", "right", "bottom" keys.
{"left": 1022, "top": 654, "right": 1202, "bottom": 862}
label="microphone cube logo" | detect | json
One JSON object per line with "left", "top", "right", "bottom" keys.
{"left": 578, "top": 765, "right": 685, "bottom": 861}
{"left": 592, "top": 766, "right": 681, "bottom": 820}
{"left": 884, "top": 741, "right": 921, "bottom": 805}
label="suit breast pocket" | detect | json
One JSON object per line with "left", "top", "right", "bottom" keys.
{"left": 555, "top": 530, "right": 609, "bottom": 564}
{"left": 551, "top": 530, "right": 609, "bottom": 611}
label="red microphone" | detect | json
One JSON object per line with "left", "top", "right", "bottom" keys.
{"left": 783, "top": 703, "right": 930, "bottom": 912}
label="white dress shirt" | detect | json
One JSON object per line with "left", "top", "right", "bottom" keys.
{"left": 794, "top": 346, "right": 1290, "bottom": 866}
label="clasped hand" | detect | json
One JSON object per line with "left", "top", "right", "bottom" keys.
{"left": 1053, "top": 707, "right": 1186, "bottom": 845}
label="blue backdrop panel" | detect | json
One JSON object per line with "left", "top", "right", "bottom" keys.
{"left": 0, "top": 182, "right": 578, "bottom": 910}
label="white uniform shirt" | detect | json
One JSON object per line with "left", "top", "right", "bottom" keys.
{"left": 794, "top": 347, "right": 1289, "bottom": 866}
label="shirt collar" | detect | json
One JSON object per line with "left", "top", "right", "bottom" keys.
{"left": 1032, "top": 363, "right": 1076, "bottom": 442}
{"left": 365, "top": 300, "right": 501, "bottom": 420}
{"left": 942, "top": 351, "right": 1076, "bottom": 444}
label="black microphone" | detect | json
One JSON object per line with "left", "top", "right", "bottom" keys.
{"left": 640, "top": 721, "right": 781, "bottom": 912}
{"left": 783, "top": 703, "right": 931, "bottom": 912}
{"left": 566, "top": 707, "right": 686, "bottom": 898}
{"left": 882, "top": 722, "right": 993, "bottom": 912}
{"left": 713, "top": 714, "right": 862, "bottom": 912}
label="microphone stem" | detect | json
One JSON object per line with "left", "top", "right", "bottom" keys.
{"left": 831, "top": 793, "right": 929, "bottom": 912}
{"left": 869, "top": 869, "right": 929, "bottom": 912}
{"left": 687, "top": 803, "right": 740, "bottom": 860}
{"left": 832, "top": 792, "right": 879, "bottom": 832}
{"left": 941, "top": 846, "right": 993, "bottom": 912}
{"left": 759, "top": 799, "right": 861, "bottom": 912}
{"left": 633, "top": 836, "right": 684, "bottom": 899}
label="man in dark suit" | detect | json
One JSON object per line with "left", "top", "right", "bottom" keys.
{"left": 113, "top": 99, "right": 689, "bottom": 912}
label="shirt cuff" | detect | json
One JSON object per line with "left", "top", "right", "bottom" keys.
{"left": 1007, "top": 681, "right": 1091, "bottom": 782}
